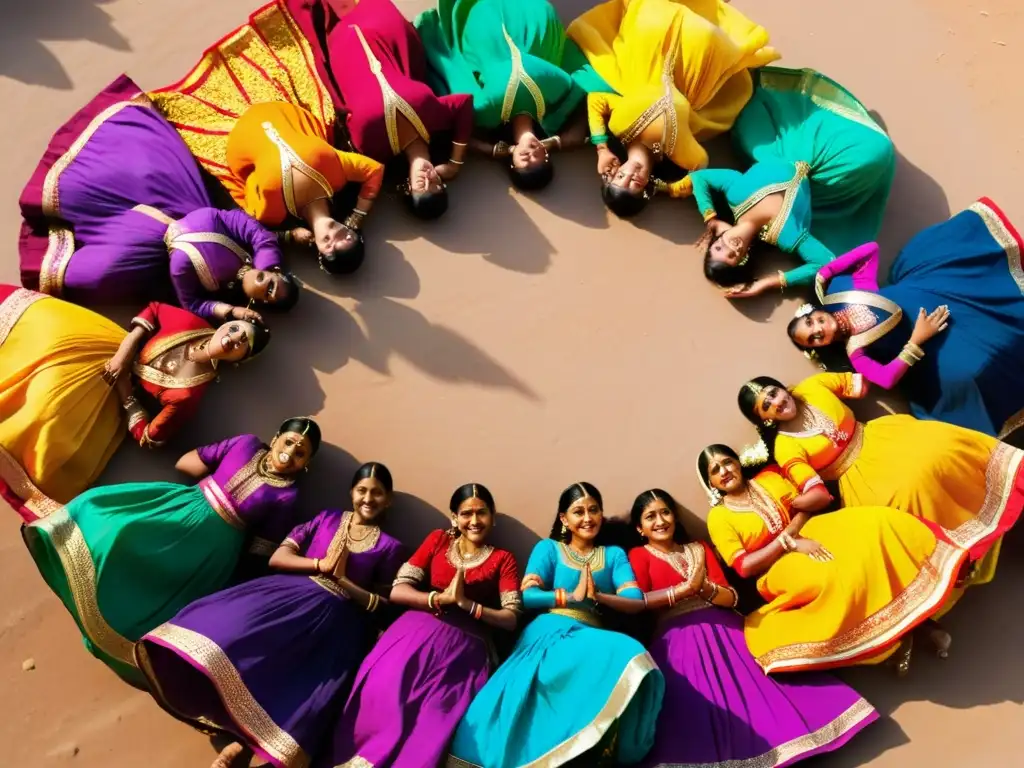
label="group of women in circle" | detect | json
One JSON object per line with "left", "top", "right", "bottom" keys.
{"left": 3, "top": 0, "right": 1024, "bottom": 767}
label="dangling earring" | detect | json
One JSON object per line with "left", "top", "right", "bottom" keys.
{"left": 560, "top": 523, "right": 567, "bottom": 536}
{"left": 708, "top": 488, "right": 723, "bottom": 506}
{"left": 763, "top": 419, "right": 775, "bottom": 428}
{"left": 304, "top": 465, "right": 310, "bottom": 473}
{"left": 449, "top": 517, "right": 459, "bottom": 537}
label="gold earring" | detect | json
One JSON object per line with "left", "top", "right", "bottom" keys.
{"left": 560, "top": 523, "right": 567, "bottom": 536}
{"left": 449, "top": 517, "right": 458, "bottom": 537}
{"left": 764, "top": 419, "right": 775, "bottom": 427}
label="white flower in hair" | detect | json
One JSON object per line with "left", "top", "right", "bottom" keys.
{"left": 794, "top": 303, "right": 815, "bottom": 319}
{"left": 739, "top": 439, "right": 769, "bottom": 468}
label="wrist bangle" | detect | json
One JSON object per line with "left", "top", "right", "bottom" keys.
{"left": 313, "top": 558, "right": 320, "bottom": 573}
{"left": 777, "top": 271, "right": 788, "bottom": 291}
{"left": 591, "top": 133, "right": 609, "bottom": 146}
{"left": 427, "top": 591, "right": 437, "bottom": 611}
{"left": 448, "top": 158, "right": 464, "bottom": 165}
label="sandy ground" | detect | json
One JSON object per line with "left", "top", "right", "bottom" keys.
{"left": 1, "top": 0, "right": 1023, "bottom": 765}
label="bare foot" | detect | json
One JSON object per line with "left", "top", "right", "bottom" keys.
{"left": 210, "top": 742, "right": 245, "bottom": 768}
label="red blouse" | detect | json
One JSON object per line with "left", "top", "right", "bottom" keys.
{"left": 394, "top": 529, "right": 522, "bottom": 612}
{"left": 129, "top": 302, "right": 216, "bottom": 448}
{"left": 629, "top": 541, "right": 731, "bottom": 593}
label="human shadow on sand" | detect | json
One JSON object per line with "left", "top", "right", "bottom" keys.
{"left": 0, "top": 0, "right": 130, "bottom": 90}
{"left": 289, "top": 222, "right": 538, "bottom": 401}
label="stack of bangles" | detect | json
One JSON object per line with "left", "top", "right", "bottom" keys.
{"left": 554, "top": 588, "right": 569, "bottom": 608}
{"left": 898, "top": 341, "right": 926, "bottom": 367}
{"left": 366, "top": 593, "right": 380, "bottom": 613}
{"left": 468, "top": 602, "right": 484, "bottom": 620}
{"left": 701, "top": 580, "right": 720, "bottom": 604}
{"left": 343, "top": 208, "right": 367, "bottom": 230}
{"left": 427, "top": 590, "right": 442, "bottom": 616}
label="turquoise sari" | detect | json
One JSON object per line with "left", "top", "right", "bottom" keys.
{"left": 447, "top": 539, "right": 664, "bottom": 767}
{"left": 688, "top": 67, "right": 896, "bottom": 288}
{"left": 414, "top": 0, "right": 610, "bottom": 135}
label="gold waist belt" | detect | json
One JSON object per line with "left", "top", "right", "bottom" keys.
{"left": 548, "top": 608, "right": 601, "bottom": 627}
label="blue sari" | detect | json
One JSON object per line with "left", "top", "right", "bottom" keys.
{"left": 823, "top": 198, "right": 1024, "bottom": 438}
{"left": 447, "top": 539, "right": 664, "bottom": 767}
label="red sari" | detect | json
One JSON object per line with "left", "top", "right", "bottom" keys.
{"left": 128, "top": 302, "right": 218, "bottom": 448}
{"left": 397, "top": 528, "right": 522, "bottom": 611}
{"left": 288, "top": 0, "right": 475, "bottom": 162}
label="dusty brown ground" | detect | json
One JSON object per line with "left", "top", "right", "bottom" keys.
{"left": 1, "top": 0, "right": 1023, "bottom": 765}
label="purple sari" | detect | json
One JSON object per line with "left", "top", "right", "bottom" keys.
{"left": 642, "top": 608, "right": 877, "bottom": 768}
{"left": 18, "top": 74, "right": 282, "bottom": 323}
{"left": 135, "top": 510, "right": 404, "bottom": 768}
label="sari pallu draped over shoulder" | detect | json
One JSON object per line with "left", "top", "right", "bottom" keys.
{"left": 567, "top": 0, "right": 780, "bottom": 172}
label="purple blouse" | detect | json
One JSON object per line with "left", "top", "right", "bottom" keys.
{"left": 168, "top": 207, "right": 282, "bottom": 323}
{"left": 284, "top": 509, "right": 405, "bottom": 590}
{"left": 196, "top": 434, "right": 300, "bottom": 546}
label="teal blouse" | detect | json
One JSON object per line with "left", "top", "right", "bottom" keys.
{"left": 689, "top": 159, "right": 836, "bottom": 287}
{"left": 521, "top": 539, "right": 642, "bottom": 616}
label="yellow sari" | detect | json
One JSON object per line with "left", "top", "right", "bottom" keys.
{"left": 0, "top": 288, "right": 124, "bottom": 515}
{"left": 568, "top": 0, "right": 779, "bottom": 171}
{"left": 774, "top": 372, "right": 1024, "bottom": 588}
{"left": 707, "top": 468, "right": 965, "bottom": 673}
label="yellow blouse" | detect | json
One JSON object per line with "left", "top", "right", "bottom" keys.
{"left": 570, "top": 0, "right": 779, "bottom": 171}
{"left": 707, "top": 468, "right": 796, "bottom": 567}
{"left": 773, "top": 372, "right": 867, "bottom": 492}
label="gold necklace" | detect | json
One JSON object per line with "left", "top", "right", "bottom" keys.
{"left": 563, "top": 543, "right": 598, "bottom": 565}
{"left": 257, "top": 454, "right": 284, "bottom": 480}
{"left": 347, "top": 521, "right": 376, "bottom": 542}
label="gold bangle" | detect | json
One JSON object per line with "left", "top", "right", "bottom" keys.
{"left": 777, "top": 271, "right": 788, "bottom": 291}
{"left": 427, "top": 591, "right": 436, "bottom": 611}
{"left": 448, "top": 158, "right": 464, "bottom": 165}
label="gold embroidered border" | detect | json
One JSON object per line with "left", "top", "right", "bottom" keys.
{"left": 41, "top": 95, "right": 151, "bottom": 218}
{"left": 446, "top": 539, "right": 494, "bottom": 571}
{"left": 0, "top": 288, "right": 47, "bottom": 347}
{"left": 500, "top": 25, "right": 545, "bottom": 124}
{"left": 132, "top": 361, "right": 218, "bottom": 390}
{"left": 825, "top": 290, "right": 903, "bottom": 354}
{"left": 759, "top": 67, "right": 887, "bottom": 137}
{"left": 29, "top": 508, "right": 137, "bottom": 665}
{"left": 133, "top": 204, "right": 175, "bottom": 226}
{"left": 519, "top": 652, "right": 658, "bottom": 767}
{"left": 261, "top": 121, "right": 334, "bottom": 218}
{"left": 818, "top": 422, "right": 863, "bottom": 483}
{"left": 500, "top": 589, "right": 523, "bottom": 612}
{"left": 309, "top": 573, "right": 349, "bottom": 598}
{"left": 336, "top": 757, "right": 374, "bottom": 768}
{"left": 393, "top": 562, "right": 425, "bottom": 586}
{"left": 0, "top": 444, "right": 62, "bottom": 519}
{"left": 945, "top": 443, "right": 1023, "bottom": 551}
{"left": 644, "top": 542, "right": 706, "bottom": 588}
{"left": 170, "top": 231, "right": 252, "bottom": 266}
{"left": 557, "top": 542, "right": 606, "bottom": 573}
{"left": 352, "top": 25, "right": 430, "bottom": 155}
{"left": 174, "top": 241, "right": 220, "bottom": 291}
{"left": 970, "top": 200, "right": 1024, "bottom": 293}
{"left": 223, "top": 448, "right": 294, "bottom": 507}
{"left": 139, "top": 329, "right": 214, "bottom": 364}
{"left": 651, "top": 697, "right": 875, "bottom": 768}
{"left": 763, "top": 161, "right": 810, "bottom": 245}
{"left": 144, "top": 622, "right": 309, "bottom": 768}
{"left": 40, "top": 225, "right": 76, "bottom": 296}
{"left": 756, "top": 539, "right": 964, "bottom": 672}
{"left": 548, "top": 607, "right": 600, "bottom": 626}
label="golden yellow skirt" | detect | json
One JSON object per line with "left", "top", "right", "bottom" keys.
{"left": 0, "top": 296, "right": 124, "bottom": 514}
{"left": 748, "top": 507, "right": 966, "bottom": 674}
{"left": 837, "top": 415, "right": 1024, "bottom": 587}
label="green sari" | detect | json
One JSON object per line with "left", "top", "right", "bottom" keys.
{"left": 414, "top": 0, "right": 611, "bottom": 134}
{"left": 688, "top": 67, "right": 896, "bottom": 287}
